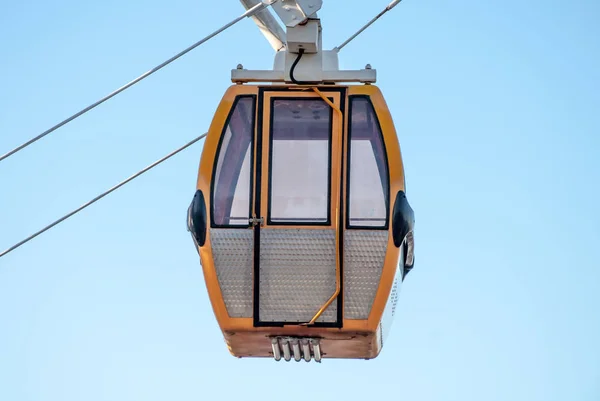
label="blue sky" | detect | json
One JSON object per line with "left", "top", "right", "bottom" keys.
{"left": 1, "top": 0, "right": 599, "bottom": 400}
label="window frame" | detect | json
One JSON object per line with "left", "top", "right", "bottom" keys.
{"left": 210, "top": 94, "right": 256, "bottom": 229}
{"left": 265, "top": 96, "right": 334, "bottom": 226}
{"left": 345, "top": 95, "right": 391, "bottom": 230}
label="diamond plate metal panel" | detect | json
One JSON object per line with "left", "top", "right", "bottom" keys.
{"left": 344, "top": 230, "right": 388, "bottom": 319}
{"left": 210, "top": 228, "right": 254, "bottom": 318}
{"left": 259, "top": 229, "right": 337, "bottom": 323}
{"left": 381, "top": 244, "right": 404, "bottom": 346}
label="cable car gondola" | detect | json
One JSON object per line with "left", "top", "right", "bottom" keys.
{"left": 187, "top": 0, "right": 414, "bottom": 362}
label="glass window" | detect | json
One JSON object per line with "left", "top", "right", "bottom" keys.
{"left": 347, "top": 97, "right": 389, "bottom": 228}
{"left": 269, "top": 98, "right": 332, "bottom": 224}
{"left": 212, "top": 96, "right": 255, "bottom": 226}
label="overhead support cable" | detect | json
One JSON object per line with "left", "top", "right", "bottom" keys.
{"left": 0, "top": 132, "right": 207, "bottom": 258}
{"left": 333, "top": 0, "right": 403, "bottom": 52}
{"left": 0, "top": 0, "right": 276, "bottom": 163}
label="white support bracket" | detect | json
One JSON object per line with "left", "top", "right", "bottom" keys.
{"left": 231, "top": 66, "right": 376, "bottom": 84}
{"left": 236, "top": 1, "right": 378, "bottom": 85}
{"left": 271, "top": 0, "right": 322, "bottom": 27}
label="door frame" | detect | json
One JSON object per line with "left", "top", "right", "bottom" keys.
{"left": 253, "top": 86, "right": 347, "bottom": 327}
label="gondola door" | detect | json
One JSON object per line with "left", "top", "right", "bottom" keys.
{"left": 254, "top": 88, "right": 345, "bottom": 327}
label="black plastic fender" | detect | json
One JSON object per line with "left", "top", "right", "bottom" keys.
{"left": 391, "top": 190, "right": 415, "bottom": 277}
{"left": 187, "top": 190, "right": 207, "bottom": 249}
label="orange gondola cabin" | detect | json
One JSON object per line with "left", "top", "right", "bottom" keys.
{"left": 187, "top": 3, "right": 414, "bottom": 362}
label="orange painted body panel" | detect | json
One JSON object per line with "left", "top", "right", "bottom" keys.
{"left": 193, "top": 84, "right": 406, "bottom": 360}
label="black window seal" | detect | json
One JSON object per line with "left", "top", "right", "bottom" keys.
{"left": 345, "top": 95, "right": 391, "bottom": 230}
{"left": 266, "top": 96, "right": 334, "bottom": 227}
{"left": 210, "top": 94, "right": 257, "bottom": 229}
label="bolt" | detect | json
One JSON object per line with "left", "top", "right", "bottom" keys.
{"left": 237, "top": 64, "right": 243, "bottom": 69}
{"left": 365, "top": 64, "right": 372, "bottom": 69}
